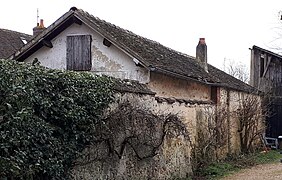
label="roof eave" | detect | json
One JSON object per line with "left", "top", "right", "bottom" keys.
{"left": 10, "top": 10, "right": 79, "bottom": 61}
{"left": 252, "top": 45, "right": 282, "bottom": 59}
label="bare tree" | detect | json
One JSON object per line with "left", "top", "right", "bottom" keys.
{"left": 193, "top": 93, "right": 267, "bottom": 170}
{"left": 223, "top": 58, "right": 250, "bottom": 83}
{"left": 264, "top": 11, "right": 282, "bottom": 54}
{"left": 235, "top": 94, "right": 266, "bottom": 153}
{"left": 193, "top": 105, "right": 229, "bottom": 170}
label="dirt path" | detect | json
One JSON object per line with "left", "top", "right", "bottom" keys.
{"left": 221, "top": 162, "right": 282, "bottom": 180}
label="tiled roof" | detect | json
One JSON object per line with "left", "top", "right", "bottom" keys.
{"left": 77, "top": 10, "right": 212, "bottom": 82}
{"left": 0, "top": 28, "right": 32, "bottom": 59}
{"left": 11, "top": 7, "right": 257, "bottom": 93}
{"left": 76, "top": 9, "right": 257, "bottom": 93}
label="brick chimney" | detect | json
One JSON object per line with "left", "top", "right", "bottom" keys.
{"left": 33, "top": 19, "right": 46, "bottom": 36}
{"left": 196, "top": 38, "right": 208, "bottom": 72}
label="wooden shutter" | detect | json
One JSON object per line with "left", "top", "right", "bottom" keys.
{"left": 66, "top": 35, "right": 92, "bottom": 71}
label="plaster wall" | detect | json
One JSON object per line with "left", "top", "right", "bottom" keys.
{"left": 25, "top": 23, "right": 149, "bottom": 83}
{"left": 218, "top": 88, "right": 263, "bottom": 154}
{"left": 148, "top": 72, "right": 211, "bottom": 101}
{"left": 71, "top": 88, "right": 263, "bottom": 179}
{"left": 228, "top": 90, "right": 242, "bottom": 154}
{"left": 71, "top": 92, "right": 212, "bottom": 179}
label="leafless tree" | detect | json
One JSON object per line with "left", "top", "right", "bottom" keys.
{"left": 193, "top": 93, "right": 267, "bottom": 170}
{"left": 193, "top": 105, "right": 229, "bottom": 169}
{"left": 235, "top": 94, "right": 267, "bottom": 153}
{"left": 223, "top": 58, "right": 250, "bottom": 83}
{"left": 264, "top": 11, "right": 282, "bottom": 54}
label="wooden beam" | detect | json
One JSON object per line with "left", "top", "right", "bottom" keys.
{"left": 103, "top": 38, "right": 112, "bottom": 47}
{"left": 42, "top": 39, "right": 53, "bottom": 48}
{"left": 72, "top": 16, "right": 82, "bottom": 25}
{"left": 262, "top": 55, "right": 272, "bottom": 78}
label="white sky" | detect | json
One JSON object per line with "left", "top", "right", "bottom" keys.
{"left": 1, "top": 0, "right": 282, "bottom": 69}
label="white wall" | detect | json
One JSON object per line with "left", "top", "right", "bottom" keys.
{"left": 25, "top": 23, "right": 149, "bottom": 83}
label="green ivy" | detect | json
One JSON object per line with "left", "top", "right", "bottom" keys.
{"left": 0, "top": 59, "right": 114, "bottom": 179}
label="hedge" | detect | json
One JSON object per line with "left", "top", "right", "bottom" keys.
{"left": 0, "top": 60, "right": 114, "bottom": 179}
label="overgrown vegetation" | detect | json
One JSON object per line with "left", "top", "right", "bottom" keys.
{"left": 0, "top": 60, "right": 114, "bottom": 179}
{"left": 193, "top": 93, "right": 267, "bottom": 178}
{"left": 193, "top": 105, "right": 228, "bottom": 171}
{"left": 196, "top": 150, "right": 281, "bottom": 179}
{"left": 236, "top": 94, "right": 266, "bottom": 153}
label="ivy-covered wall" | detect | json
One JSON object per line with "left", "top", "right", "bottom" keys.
{"left": 0, "top": 60, "right": 114, "bottom": 179}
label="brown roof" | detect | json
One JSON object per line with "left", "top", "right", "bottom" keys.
{"left": 10, "top": 7, "right": 257, "bottom": 93}
{"left": 0, "top": 28, "right": 32, "bottom": 59}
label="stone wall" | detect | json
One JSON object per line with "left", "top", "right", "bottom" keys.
{"left": 71, "top": 87, "right": 263, "bottom": 179}
{"left": 71, "top": 92, "right": 210, "bottom": 179}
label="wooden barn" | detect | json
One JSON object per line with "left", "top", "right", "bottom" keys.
{"left": 250, "top": 45, "right": 282, "bottom": 138}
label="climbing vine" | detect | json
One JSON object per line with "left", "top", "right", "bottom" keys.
{"left": 0, "top": 60, "right": 114, "bottom": 179}
{"left": 73, "top": 101, "right": 190, "bottom": 175}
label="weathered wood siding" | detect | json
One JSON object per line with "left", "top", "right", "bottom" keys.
{"left": 250, "top": 47, "right": 282, "bottom": 95}
{"left": 250, "top": 46, "right": 282, "bottom": 137}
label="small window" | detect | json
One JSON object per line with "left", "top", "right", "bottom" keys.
{"left": 66, "top": 35, "right": 92, "bottom": 71}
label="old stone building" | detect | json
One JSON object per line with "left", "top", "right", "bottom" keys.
{"left": 10, "top": 7, "right": 262, "bottom": 179}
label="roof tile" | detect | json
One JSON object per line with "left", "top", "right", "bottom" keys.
{"left": 0, "top": 29, "right": 31, "bottom": 59}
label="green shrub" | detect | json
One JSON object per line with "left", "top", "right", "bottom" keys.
{"left": 0, "top": 60, "right": 114, "bottom": 179}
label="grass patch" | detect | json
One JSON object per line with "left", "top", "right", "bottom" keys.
{"left": 254, "top": 150, "right": 281, "bottom": 164}
{"left": 194, "top": 150, "right": 281, "bottom": 180}
{"left": 202, "top": 162, "right": 239, "bottom": 178}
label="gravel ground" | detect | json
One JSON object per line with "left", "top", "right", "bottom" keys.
{"left": 221, "top": 162, "right": 282, "bottom": 180}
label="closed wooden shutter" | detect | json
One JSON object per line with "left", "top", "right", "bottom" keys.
{"left": 66, "top": 35, "right": 92, "bottom": 71}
